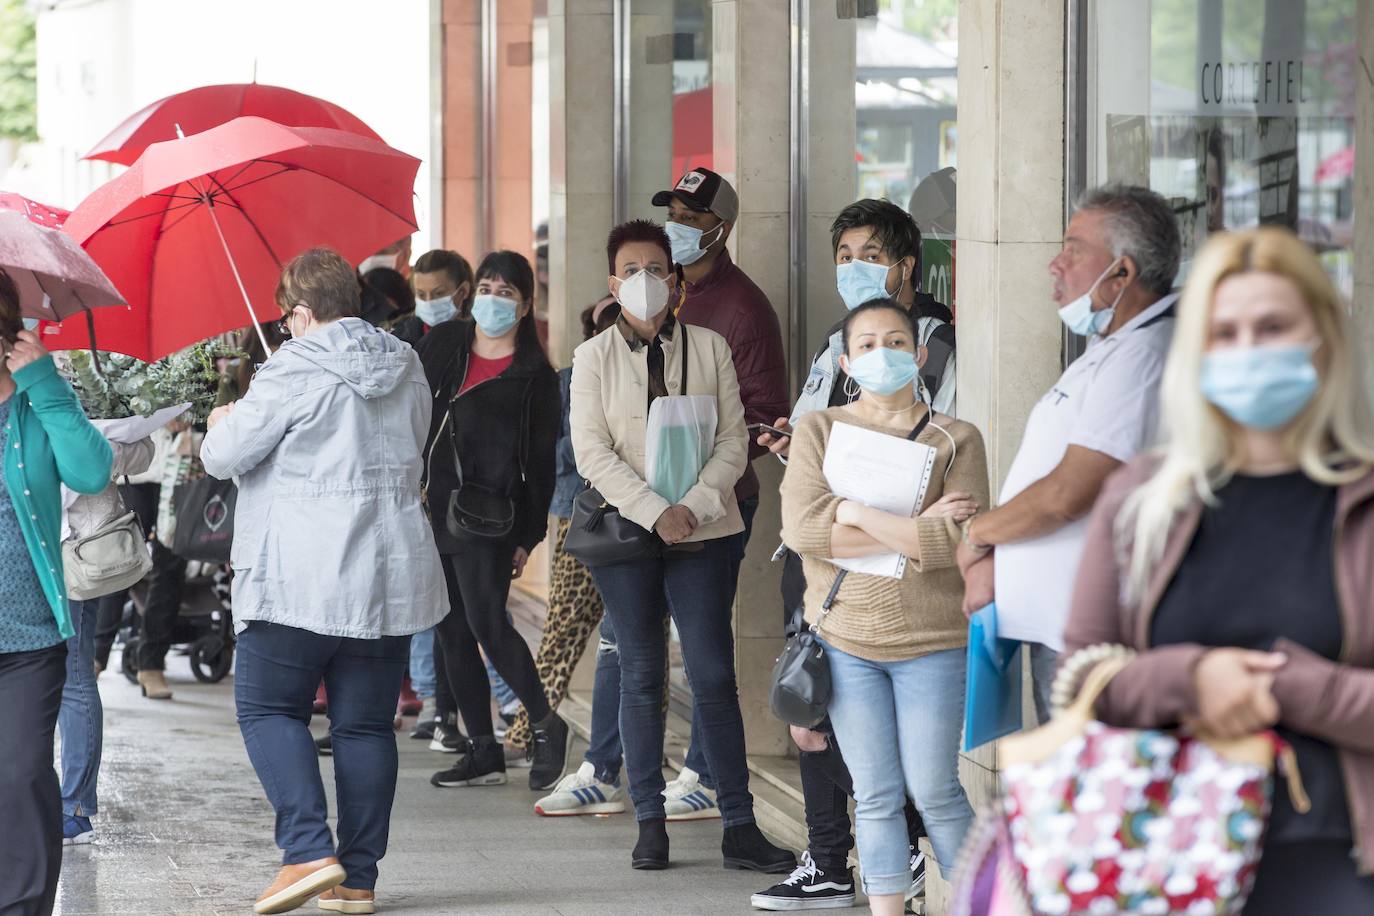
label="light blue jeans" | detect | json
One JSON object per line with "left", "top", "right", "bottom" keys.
{"left": 822, "top": 641, "right": 972, "bottom": 894}
{"left": 409, "top": 626, "right": 436, "bottom": 700}
{"left": 59, "top": 599, "right": 102, "bottom": 817}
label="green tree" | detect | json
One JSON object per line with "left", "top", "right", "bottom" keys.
{"left": 0, "top": 0, "right": 37, "bottom": 141}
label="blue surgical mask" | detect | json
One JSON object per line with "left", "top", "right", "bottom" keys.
{"left": 471, "top": 294, "right": 520, "bottom": 337}
{"left": 845, "top": 347, "right": 919, "bottom": 396}
{"left": 415, "top": 295, "right": 457, "bottom": 327}
{"left": 1058, "top": 259, "right": 1125, "bottom": 337}
{"left": 1200, "top": 344, "right": 1319, "bottom": 430}
{"left": 836, "top": 260, "right": 904, "bottom": 311}
{"left": 665, "top": 219, "right": 724, "bottom": 266}
{"left": 21, "top": 318, "right": 39, "bottom": 331}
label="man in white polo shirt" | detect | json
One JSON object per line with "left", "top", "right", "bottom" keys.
{"left": 956, "top": 184, "right": 1182, "bottom": 723}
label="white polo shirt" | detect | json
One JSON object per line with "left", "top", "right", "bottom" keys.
{"left": 993, "top": 293, "right": 1178, "bottom": 650}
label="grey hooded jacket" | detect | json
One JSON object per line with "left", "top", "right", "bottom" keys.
{"left": 202, "top": 318, "right": 448, "bottom": 639}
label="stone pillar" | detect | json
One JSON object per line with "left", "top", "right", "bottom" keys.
{"left": 494, "top": 0, "right": 536, "bottom": 256}
{"left": 627, "top": 0, "right": 675, "bottom": 222}
{"left": 547, "top": 0, "right": 615, "bottom": 368}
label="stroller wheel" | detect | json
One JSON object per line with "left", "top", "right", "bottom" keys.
{"left": 190, "top": 638, "right": 234, "bottom": 683}
{"left": 121, "top": 638, "right": 141, "bottom": 685}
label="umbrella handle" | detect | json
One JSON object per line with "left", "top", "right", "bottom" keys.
{"left": 202, "top": 194, "right": 273, "bottom": 356}
{"left": 84, "top": 308, "right": 107, "bottom": 378}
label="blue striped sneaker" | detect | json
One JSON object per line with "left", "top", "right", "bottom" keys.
{"left": 663, "top": 767, "right": 720, "bottom": 821}
{"left": 534, "top": 762, "right": 626, "bottom": 816}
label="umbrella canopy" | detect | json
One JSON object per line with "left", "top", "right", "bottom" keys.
{"left": 84, "top": 83, "right": 383, "bottom": 166}
{"left": 0, "top": 203, "right": 124, "bottom": 323}
{"left": 47, "top": 116, "right": 420, "bottom": 361}
{"left": 0, "top": 192, "right": 70, "bottom": 229}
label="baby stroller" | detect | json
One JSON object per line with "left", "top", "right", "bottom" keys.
{"left": 119, "top": 562, "right": 235, "bottom": 684}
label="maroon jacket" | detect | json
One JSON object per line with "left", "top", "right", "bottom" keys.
{"left": 1064, "top": 456, "right": 1374, "bottom": 873}
{"left": 677, "top": 249, "right": 789, "bottom": 503}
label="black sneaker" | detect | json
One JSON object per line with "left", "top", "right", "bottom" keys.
{"left": 750, "top": 852, "right": 856, "bottom": 910}
{"left": 411, "top": 704, "right": 444, "bottom": 741}
{"left": 315, "top": 734, "right": 332, "bottom": 757}
{"left": 430, "top": 735, "right": 506, "bottom": 787}
{"left": 723, "top": 822, "right": 798, "bottom": 874}
{"left": 907, "top": 846, "right": 926, "bottom": 903}
{"left": 528, "top": 712, "right": 571, "bottom": 791}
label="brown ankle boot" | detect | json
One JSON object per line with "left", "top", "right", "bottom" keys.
{"left": 253, "top": 857, "right": 346, "bottom": 914}
{"left": 137, "top": 669, "right": 173, "bottom": 700}
{"left": 318, "top": 886, "right": 376, "bottom": 914}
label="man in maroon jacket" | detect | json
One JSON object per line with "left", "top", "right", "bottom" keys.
{"left": 650, "top": 168, "right": 791, "bottom": 820}
{"left": 652, "top": 168, "right": 790, "bottom": 573}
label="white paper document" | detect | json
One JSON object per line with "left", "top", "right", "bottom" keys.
{"left": 821, "top": 422, "right": 937, "bottom": 578}
{"left": 90, "top": 403, "right": 191, "bottom": 444}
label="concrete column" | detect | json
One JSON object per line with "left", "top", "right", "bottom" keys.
{"left": 627, "top": 0, "right": 675, "bottom": 222}
{"left": 711, "top": 0, "right": 794, "bottom": 758}
{"left": 441, "top": 0, "right": 482, "bottom": 259}
{"left": 494, "top": 0, "right": 536, "bottom": 256}
{"left": 1354, "top": 0, "right": 1374, "bottom": 374}
{"left": 547, "top": 0, "right": 615, "bottom": 368}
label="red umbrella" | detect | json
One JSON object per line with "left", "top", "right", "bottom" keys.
{"left": 84, "top": 83, "right": 383, "bottom": 166}
{"left": 47, "top": 116, "right": 419, "bottom": 361}
{"left": 0, "top": 192, "right": 70, "bottom": 229}
{"left": 0, "top": 197, "right": 123, "bottom": 324}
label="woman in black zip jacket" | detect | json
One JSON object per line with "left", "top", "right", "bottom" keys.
{"left": 414, "top": 250, "right": 564, "bottom": 790}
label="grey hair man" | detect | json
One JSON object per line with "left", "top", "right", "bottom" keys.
{"left": 956, "top": 184, "right": 1182, "bottom": 723}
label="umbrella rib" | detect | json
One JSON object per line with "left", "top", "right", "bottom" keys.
{"left": 244, "top": 157, "right": 419, "bottom": 232}
{"left": 205, "top": 172, "right": 286, "bottom": 270}
{"left": 104, "top": 198, "right": 203, "bottom": 228}
{"left": 214, "top": 164, "right": 294, "bottom": 196}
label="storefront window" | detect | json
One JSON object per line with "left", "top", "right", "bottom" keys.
{"left": 854, "top": 0, "right": 958, "bottom": 309}
{"left": 1088, "top": 0, "right": 1357, "bottom": 295}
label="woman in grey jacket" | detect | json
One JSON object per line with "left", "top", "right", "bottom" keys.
{"left": 202, "top": 248, "right": 448, "bottom": 916}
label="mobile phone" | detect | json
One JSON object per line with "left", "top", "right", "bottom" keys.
{"left": 748, "top": 422, "right": 791, "bottom": 439}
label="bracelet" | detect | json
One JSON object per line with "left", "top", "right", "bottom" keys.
{"left": 1049, "top": 642, "right": 1138, "bottom": 715}
{"left": 961, "top": 519, "right": 991, "bottom": 555}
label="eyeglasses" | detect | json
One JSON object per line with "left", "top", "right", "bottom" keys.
{"left": 277, "top": 303, "right": 312, "bottom": 336}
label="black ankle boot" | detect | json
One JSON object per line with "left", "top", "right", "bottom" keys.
{"left": 722, "top": 822, "right": 797, "bottom": 874}
{"left": 632, "top": 817, "right": 669, "bottom": 870}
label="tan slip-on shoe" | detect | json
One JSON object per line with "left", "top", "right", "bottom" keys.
{"left": 137, "top": 669, "right": 173, "bottom": 700}
{"left": 254, "top": 858, "right": 347, "bottom": 915}
{"left": 318, "top": 887, "right": 376, "bottom": 914}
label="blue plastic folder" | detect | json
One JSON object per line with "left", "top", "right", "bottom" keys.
{"left": 963, "top": 603, "right": 1023, "bottom": 751}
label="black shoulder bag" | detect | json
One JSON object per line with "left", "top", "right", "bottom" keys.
{"left": 768, "top": 409, "right": 932, "bottom": 727}
{"left": 445, "top": 380, "right": 532, "bottom": 540}
{"left": 563, "top": 326, "right": 692, "bottom": 568}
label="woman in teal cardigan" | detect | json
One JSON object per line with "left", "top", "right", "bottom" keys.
{"left": 0, "top": 269, "right": 112, "bottom": 916}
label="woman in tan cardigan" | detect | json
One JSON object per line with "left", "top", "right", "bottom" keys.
{"left": 780, "top": 299, "right": 988, "bottom": 915}
{"left": 569, "top": 219, "right": 793, "bottom": 874}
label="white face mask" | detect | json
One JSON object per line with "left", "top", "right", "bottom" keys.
{"left": 613, "top": 269, "right": 670, "bottom": 322}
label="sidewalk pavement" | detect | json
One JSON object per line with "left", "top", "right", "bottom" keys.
{"left": 53, "top": 651, "right": 787, "bottom": 916}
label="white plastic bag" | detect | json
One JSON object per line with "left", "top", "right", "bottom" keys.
{"left": 644, "top": 394, "right": 718, "bottom": 504}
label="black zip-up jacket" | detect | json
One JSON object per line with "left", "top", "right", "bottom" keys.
{"left": 415, "top": 320, "right": 559, "bottom": 555}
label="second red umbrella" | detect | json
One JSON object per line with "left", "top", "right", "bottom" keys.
{"left": 49, "top": 116, "right": 420, "bottom": 362}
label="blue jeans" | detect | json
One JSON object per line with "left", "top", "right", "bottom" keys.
{"left": 408, "top": 626, "right": 436, "bottom": 700}
{"left": 682, "top": 494, "right": 757, "bottom": 787}
{"left": 584, "top": 613, "right": 624, "bottom": 784}
{"left": 823, "top": 641, "right": 973, "bottom": 894}
{"left": 235, "top": 621, "right": 410, "bottom": 890}
{"left": 590, "top": 536, "right": 754, "bottom": 826}
{"left": 59, "top": 599, "right": 102, "bottom": 817}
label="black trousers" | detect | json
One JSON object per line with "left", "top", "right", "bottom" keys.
{"left": 138, "top": 539, "right": 186, "bottom": 671}
{"left": 92, "top": 590, "right": 129, "bottom": 671}
{"left": 435, "top": 542, "right": 549, "bottom": 738}
{"left": 1242, "top": 840, "right": 1374, "bottom": 913}
{"left": 782, "top": 548, "right": 926, "bottom": 872}
{"left": 433, "top": 636, "right": 455, "bottom": 722}
{"left": 0, "top": 643, "right": 67, "bottom": 916}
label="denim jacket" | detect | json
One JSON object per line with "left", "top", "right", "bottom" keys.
{"left": 550, "top": 367, "right": 583, "bottom": 519}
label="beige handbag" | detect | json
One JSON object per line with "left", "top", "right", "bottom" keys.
{"left": 63, "top": 509, "right": 153, "bottom": 600}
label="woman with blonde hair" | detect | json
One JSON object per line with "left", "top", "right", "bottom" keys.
{"left": 1062, "top": 227, "right": 1374, "bottom": 912}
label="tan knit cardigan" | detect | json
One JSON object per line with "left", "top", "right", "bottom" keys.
{"left": 779, "top": 406, "right": 989, "bottom": 662}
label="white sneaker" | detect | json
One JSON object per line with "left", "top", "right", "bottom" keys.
{"left": 663, "top": 766, "right": 720, "bottom": 821}
{"left": 534, "top": 761, "right": 627, "bottom": 816}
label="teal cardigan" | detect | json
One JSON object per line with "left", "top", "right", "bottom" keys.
{"left": 2, "top": 356, "right": 112, "bottom": 639}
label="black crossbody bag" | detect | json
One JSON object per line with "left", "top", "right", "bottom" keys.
{"left": 769, "top": 410, "right": 932, "bottom": 727}
{"left": 563, "top": 327, "right": 693, "bottom": 568}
